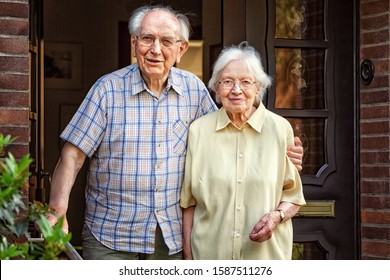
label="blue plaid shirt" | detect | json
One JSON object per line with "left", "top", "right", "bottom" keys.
{"left": 61, "top": 64, "right": 217, "bottom": 254}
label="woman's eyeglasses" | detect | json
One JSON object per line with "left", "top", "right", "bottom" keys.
{"left": 218, "top": 79, "right": 257, "bottom": 90}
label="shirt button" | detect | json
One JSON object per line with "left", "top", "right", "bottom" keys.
{"left": 238, "top": 178, "right": 243, "bottom": 183}
{"left": 239, "top": 153, "right": 243, "bottom": 158}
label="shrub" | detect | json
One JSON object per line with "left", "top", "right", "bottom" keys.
{"left": 0, "top": 134, "right": 71, "bottom": 259}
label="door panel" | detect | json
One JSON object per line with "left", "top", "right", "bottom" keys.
{"left": 223, "top": 0, "right": 358, "bottom": 259}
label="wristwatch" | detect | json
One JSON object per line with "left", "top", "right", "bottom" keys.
{"left": 276, "top": 209, "right": 285, "bottom": 223}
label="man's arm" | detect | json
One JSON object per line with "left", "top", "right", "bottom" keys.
{"left": 47, "top": 141, "right": 87, "bottom": 232}
{"left": 287, "top": 136, "right": 304, "bottom": 172}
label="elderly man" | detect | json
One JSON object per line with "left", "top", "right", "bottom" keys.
{"left": 47, "top": 5, "right": 304, "bottom": 260}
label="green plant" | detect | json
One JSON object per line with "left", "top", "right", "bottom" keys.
{"left": 0, "top": 134, "right": 71, "bottom": 259}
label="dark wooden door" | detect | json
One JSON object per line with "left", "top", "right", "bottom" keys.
{"left": 223, "top": 0, "right": 358, "bottom": 259}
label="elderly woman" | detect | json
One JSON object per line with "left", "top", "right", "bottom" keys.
{"left": 180, "top": 42, "right": 306, "bottom": 260}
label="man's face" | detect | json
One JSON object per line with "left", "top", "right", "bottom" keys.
{"left": 131, "top": 10, "right": 189, "bottom": 83}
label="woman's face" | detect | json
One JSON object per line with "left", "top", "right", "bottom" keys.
{"left": 216, "top": 60, "right": 260, "bottom": 116}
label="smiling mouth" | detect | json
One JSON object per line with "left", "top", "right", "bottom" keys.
{"left": 230, "top": 98, "right": 244, "bottom": 103}
{"left": 146, "top": 58, "right": 162, "bottom": 64}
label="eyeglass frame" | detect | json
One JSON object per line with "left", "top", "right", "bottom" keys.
{"left": 135, "top": 34, "right": 183, "bottom": 48}
{"left": 218, "top": 79, "right": 258, "bottom": 90}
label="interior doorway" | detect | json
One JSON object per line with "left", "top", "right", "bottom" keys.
{"left": 42, "top": 0, "right": 204, "bottom": 249}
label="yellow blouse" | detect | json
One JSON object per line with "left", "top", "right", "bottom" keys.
{"left": 180, "top": 103, "right": 306, "bottom": 260}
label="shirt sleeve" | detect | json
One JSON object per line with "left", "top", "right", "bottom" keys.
{"left": 60, "top": 81, "right": 107, "bottom": 157}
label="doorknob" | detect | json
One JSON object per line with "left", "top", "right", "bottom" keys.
{"left": 31, "top": 166, "right": 50, "bottom": 180}
{"left": 37, "top": 170, "right": 50, "bottom": 179}
{"left": 360, "top": 59, "right": 374, "bottom": 85}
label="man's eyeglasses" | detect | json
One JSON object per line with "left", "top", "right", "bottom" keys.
{"left": 136, "top": 34, "right": 182, "bottom": 48}
{"left": 218, "top": 79, "right": 257, "bottom": 90}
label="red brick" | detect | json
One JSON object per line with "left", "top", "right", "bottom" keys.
{"left": 360, "top": 0, "right": 390, "bottom": 16}
{"left": 360, "top": 13, "right": 389, "bottom": 30}
{"left": 361, "top": 179, "right": 390, "bottom": 194}
{"left": 0, "top": 2, "right": 28, "bottom": 18}
{"left": 362, "top": 75, "right": 390, "bottom": 89}
{"left": 0, "top": 19, "right": 29, "bottom": 36}
{"left": 360, "top": 90, "right": 390, "bottom": 104}
{"left": 0, "top": 92, "right": 29, "bottom": 107}
{"left": 0, "top": 126, "right": 29, "bottom": 143}
{"left": 361, "top": 45, "right": 390, "bottom": 60}
{"left": 361, "top": 151, "right": 390, "bottom": 164}
{"left": 0, "top": 74, "right": 29, "bottom": 90}
{"left": 360, "top": 136, "right": 390, "bottom": 150}
{"left": 361, "top": 29, "right": 390, "bottom": 45}
{"left": 361, "top": 199, "right": 390, "bottom": 213}
{"left": 1, "top": 144, "right": 29, "bottom": 159}
{"left": 360, "top": 166, "right": 390, "bottom": 178}
{"left": 372, "top": 59, "right": 390, "bottom": 74}
{"left": 360, "top": 105, "right": 389, "bottom": 119}
{"left": 0, "top": 109, "right": 29, "bottom": 125}
{"left": 362, "top": 225, "right": 390, "bottom": 240}
{"left": 361, "top": 240, "right": 390, "bottom": 257}
{"left": 0, "top": 56, "right": 29, "bottom": 72}
{"left": 360, "top": 120, "right": 390, "bottom": 135}
{"left": 0, "top": 38, "right": 29, "bottom": 54}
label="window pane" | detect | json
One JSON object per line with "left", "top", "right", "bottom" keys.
{"left": 275, "top": 48, "right": 325, "bottom": 109}
{"left": 287, "top": 118, "right": 325, "bottom": 175}
{"left": 275, "top": 0, "right": 325, "bottom": 40}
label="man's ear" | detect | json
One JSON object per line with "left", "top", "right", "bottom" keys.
{"left": 175, "top": 41, "right": 190, "bottom": 64}
{"left": 131, "top": 36, "right": 137, "bottom": 59}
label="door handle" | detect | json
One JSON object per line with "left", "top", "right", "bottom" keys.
{"left": 360, "top": 59, "right": 374, "bottom": 85}
{"left": 37, "top": 170, "right": 50, "bottom": 179}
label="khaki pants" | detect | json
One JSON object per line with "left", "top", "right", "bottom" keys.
{"left": 81, "top": 224, "right": 183, "bottom": 260}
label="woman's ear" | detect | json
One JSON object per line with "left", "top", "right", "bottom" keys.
{"left": 175, "top": 41, "right": 190, "bottom": 64}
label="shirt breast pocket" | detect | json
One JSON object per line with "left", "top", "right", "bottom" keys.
{"left": 172, "top": 119, "right": 190, "bottom": 155}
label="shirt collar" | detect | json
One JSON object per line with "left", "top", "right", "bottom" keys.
{"left": 130, "top": 64, "right": 183, "bottom": 96}
{"left": 215, "top": 102, "right": 267, "bottom": 133}
{"left": 169, "top": 67, "right": 185, "bottom": 96}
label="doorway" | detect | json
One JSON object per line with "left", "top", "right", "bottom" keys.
{"left": 39, "top": 0, "right": 358, "bottom": 259}
{"left": 42, "top": 0, "right": 204, "bottom": 249}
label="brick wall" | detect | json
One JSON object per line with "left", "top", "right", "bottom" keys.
{"left": 359, "top": 0, "right": 390, "bottom": 259}
{"left": 0, "top": 0, "right": 30, "bottom": 158}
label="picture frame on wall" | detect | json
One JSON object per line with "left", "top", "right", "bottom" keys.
{"left": 44, "top": 42, "right": 83, "bottom": 89}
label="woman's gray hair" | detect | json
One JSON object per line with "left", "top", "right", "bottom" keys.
{"left": 128, "top": 5, "right": 191, "bottom": 41}
{"left": 208, "top": 41, "right": 272, "bottom": 102}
